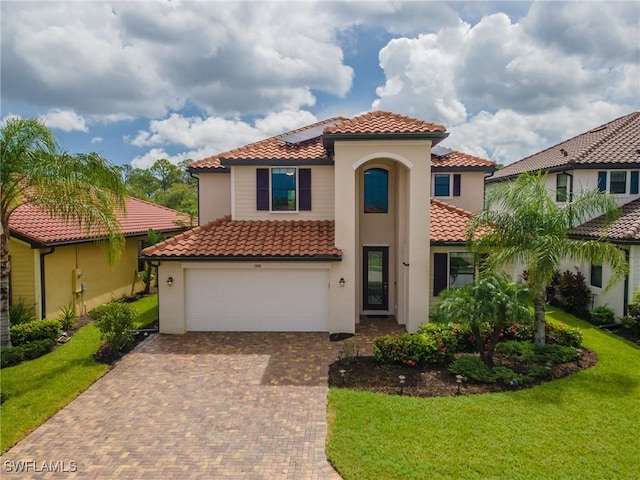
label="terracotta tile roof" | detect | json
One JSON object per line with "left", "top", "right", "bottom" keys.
{"left": 189, "top": 118, "right": 346, "bottom": 170}
{"left": 324, "top": 110, "right": 446, "bottom": 135}
{"left": 491, "top": 111, "right": 640, "bottom": 181}
{"left": 142, "top": 216, "right": 342, "bottom": 259}
{"left": 430, "top": 199, "right": 474, "bottom": 244}
{"left": 189, "top": 111, "right": 448, "bottom": 170}
{"left": 431, "top": 150, "right": 496, "bottom": 170}
{"left": 571, "top": 199, "right": 640, "bottom": 242}
{"left": 10, "top": 197, "right": 190, "bottom": 246}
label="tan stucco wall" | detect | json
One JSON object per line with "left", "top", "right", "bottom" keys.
{"left": 43, "top": 238, "right": 144, "bottom": 319}
{"left": 198, "top": 172, "right": 232, "bottom": 224}
{"left": 9, "top": 238, "right": 39, "bottom": 316}
{"left": 231, "top": 165, "right": 334, "bottom": 221}
{"left": 432, "top": 171, "right": 487, "bottom": 212}
{"left": 333, "top": 139, "right": 431, "bottom": 334}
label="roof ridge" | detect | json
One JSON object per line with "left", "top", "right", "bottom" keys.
{"left": 574, "top": 111, "right": 640, "bottom": 164}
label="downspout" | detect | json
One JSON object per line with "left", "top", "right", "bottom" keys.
{"left": 564, "top": 171, "right": 574, "bottom": 227}
{"left": 483, "top": 169, "right": 496, "bottom": 210}
{"left": 39, "top": 247, "right": 55, "bottom": 319}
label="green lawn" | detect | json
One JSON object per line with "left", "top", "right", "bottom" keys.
{"left": 327, "top": 308, "right": 640, "bottom": 480}
{"left": 0, "top": 294, "right": 158, "bottom": 453}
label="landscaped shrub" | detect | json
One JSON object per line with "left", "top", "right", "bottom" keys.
{"left": 534, "top": 344, "right": 578, "bottom": 364}
{"left": 503, "top": 321, "right": 534, "bottom": 342}
{"left": 9, "top": 298, "right": 36, "bottom": 325}
{"left": 546, "top": 322, "right": 583, "bottom": 348}
{"left": 20, "top": 338, "right": 56, "bottom": 360}
{"left": 621, "top": 290, "right": 640, "bottom": 335}
{"left": 373, "top": 333, "right": 450, "bottom": 367}
{"left": 56, "top": 303, "right": 77, "bottom": 331}
{"left": 416, "top": 322, "right": 460, "bottom": 354}
{"left": 448, "top": 355, "right": 495, "bottom": 383}
{"left": 0, "top": 346, "right": 25, "bottom": 368}
{"left": 92, "top": 303, "right": 136, "bottom": 352}
{"left": 589, "top": 305, "right": 616, "bottom": 326}
{"left": 495, "top": 341, "right": 537, "bottom": 363}
{"left": 10, "top": 319, "right": 62, "bottom": 346}
{"left": 556, "top": 269, "right": 591, "bottom": 319}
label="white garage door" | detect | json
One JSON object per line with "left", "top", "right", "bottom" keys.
{"left": 185, "top": 268, "right": 329, "bottom": 331}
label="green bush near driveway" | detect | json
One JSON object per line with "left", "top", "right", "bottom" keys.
{"left": 327, "top": 308, "right": 640, "bottom": 480}
{"left": 0, "top": 294, "right": 158, "bottom": 453}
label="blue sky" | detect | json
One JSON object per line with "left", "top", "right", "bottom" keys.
{"left": 2, "top": 1, "right": 639, "bottom": 168}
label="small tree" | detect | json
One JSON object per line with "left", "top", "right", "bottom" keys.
{"left": 141, "top": 229, "right": 162, "bottom": 294}
{"left": 92, "top": 303, "right": 136, "bottom": 352}
{"left": 436, "top": 274, "right": 532, "bottom": 367}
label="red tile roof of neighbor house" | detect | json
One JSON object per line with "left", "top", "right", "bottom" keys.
{"left": 571, "top": 199, "right": 640, "bottom": 242}
{"left": 10, "top": 197, "right": 190, "bottom": 246}
{"left": 431, "top": 150, "right": 496, "bottom": 169}
{"left": 430, "top": 199, "right": 475, "bottom": 244}
{"left": 490, "top": 111, "right": 640, "bottom": 181}
{"left": 142, "top": 216, "right": 342, "bottom": 259}
{"left": 189, "top": 111, "right": 450, "bottom": 170}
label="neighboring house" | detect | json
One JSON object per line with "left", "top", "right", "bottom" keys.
{"left": 142, "top": 111, "right": 495, "bottom": 334}
{"left": 487, "top": 111, "right": 640, "bottom": 317}
{"left": 9, "top": 197, "right": 189, "bottom": 320}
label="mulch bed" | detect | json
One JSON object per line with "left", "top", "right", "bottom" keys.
{"left": 93, "top": 329, "right": 156, "bottom": 365}
{"left": 328, "top": 350, "right": 597, "bottom": 398}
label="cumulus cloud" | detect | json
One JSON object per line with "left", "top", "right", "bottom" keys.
{"left": 37, "top": 109, "right": 87, "bottom": 132}
{"left": 1, "top": 2, "right": 353, "bottom": 119}
{"left": 91, "top": 137, "right": 103, "bottom": 144}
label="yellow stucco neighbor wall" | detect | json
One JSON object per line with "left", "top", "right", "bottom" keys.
{"left": 9, "top": 238, "right": 38, "bottom": 313}
{"left": 42, "top": 238, "right": 145, "bottom": 319}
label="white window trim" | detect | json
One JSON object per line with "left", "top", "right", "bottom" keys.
{"left": 270, "top": 167, "right": 299, "bottom": 213}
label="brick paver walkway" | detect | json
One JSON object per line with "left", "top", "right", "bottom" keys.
{"left": 1, "top": 318, "right": 404, "bottom": 479}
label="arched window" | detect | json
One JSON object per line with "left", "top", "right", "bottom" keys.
{"left": 364, "top": 168, "right": 388, "bottom": 213}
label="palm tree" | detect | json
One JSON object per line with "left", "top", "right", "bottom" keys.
{"left": 1, "top": 118, "right": 127, "bottom": 347}
{"left": 436, "top": 274, "right": 531, "bottom": 367}
{"left": 468, "top": 172, "right": 628, "bottom": 346}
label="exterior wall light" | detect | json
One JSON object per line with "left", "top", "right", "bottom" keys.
{"left": 339, "top": 277, "right": 346, "bottom": 287}
{"left": 166, "top": 276, "right": 174, "bottom": 287}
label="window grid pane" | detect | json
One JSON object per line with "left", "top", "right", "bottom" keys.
{"left": 364, "top": 168, "right": 388, "bottom": 213}
{"left": 556, "top": 173, "right": 568, "bottom": 202}
{"left": 610, "top": 171, "right": 627, "bottom": 194}
{"left": 271, "top": 168, "right": 296, "bottom": 211}
{"left": 590, "top": 264, "right": 603, "bottom": 288}
{"left": 434, "top": 174, "right": 450, "bottom": 197}
{"left": 449, "top": 252, "right": 475, "bottom": 289}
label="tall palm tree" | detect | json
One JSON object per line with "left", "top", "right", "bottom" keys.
{"left": 1, "top": 118, "right": 127, "bottom": 347}
{"left": 468, "top": 172, "right": 628, "bottom": 346}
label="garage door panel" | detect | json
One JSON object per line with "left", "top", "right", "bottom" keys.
{"left": 186, "top": 269, "right": 329, "bottom": 331}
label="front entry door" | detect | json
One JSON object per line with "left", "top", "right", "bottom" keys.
{"left": 363, "top": 246, "right": 389, "bottom": 311}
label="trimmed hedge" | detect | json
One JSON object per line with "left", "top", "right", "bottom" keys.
{"left": 0, "top": 338, "right": 56, "bottom": 368}
{"left": 10, "top": 319, "right": 62, "bottom": 346}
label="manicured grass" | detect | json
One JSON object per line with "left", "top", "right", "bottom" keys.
{"left": 0, "top": 324, "right": 108, "bottom": 452}
{"left": 327, "top": 309, "right": 640, "bottom": 480}
{"left": 132, "top": 294, "right": 159, "bottom": 329}
{"left": 0, "top": 294, "right": 158, "bottom": 453}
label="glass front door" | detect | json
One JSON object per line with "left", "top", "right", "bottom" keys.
{"left": 363, "top": 246, "right": 389, "bottom": 311}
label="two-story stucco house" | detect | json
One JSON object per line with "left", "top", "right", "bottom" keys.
{"left": 486, "top": 111, "right": 640, "bottom": 317}
{"left": 142, "top": 111, "right": 495, "bottom": 334}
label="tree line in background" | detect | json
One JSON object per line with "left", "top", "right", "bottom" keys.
{"left": 120, "top": 159, "right": 197, "bottom": 221}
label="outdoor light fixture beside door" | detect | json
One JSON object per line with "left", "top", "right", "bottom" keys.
{"left": 339, "top": 277, "right": 346, "bottom": 287}
{"left": 166, "top": 276, "right": 174, "bottom": 287}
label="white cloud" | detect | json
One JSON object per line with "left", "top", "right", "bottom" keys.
{"left": 91, "top": 137, "right": 103, "bottom": 144}
{"left": 130, "top": 146, "right": 220, "bottom": 170}
{"left": 37, "top": 109, "right": 87, "bottom": 132}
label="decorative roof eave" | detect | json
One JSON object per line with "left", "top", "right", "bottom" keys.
{"left": 219, "top": 157, "right": 333, "bottom": 167}
{"left": 486, "top": 162, "right": 639, "bottom": 183}
{"left": 10, "top": 227, "right": 187, "bottom": 249}
{"left": 141, "top": 254, "right": 342, "bottom": 262}
{"left": 429, "top": 241, "right": 469, "bottom": 246}
{"left": 188, "top": 166, "right": 230, "bottom": 174}
{"left": 431, "top": 165, "right": 497, "bottom": 173}
{"left": 567, "top": 233, "right": 639, "bottom": 245}
{"left": 323, "top": 131, "right": 449, "bottom": 154}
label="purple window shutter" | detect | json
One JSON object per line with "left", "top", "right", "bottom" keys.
{"left": 299, "top": 168, "right": 312, "bottom": 211}
{"left": 256, "top": 168, "right": 269, "bottom": 210}
{"left": 453, "top": 174, "right": 461, "bottom": 197}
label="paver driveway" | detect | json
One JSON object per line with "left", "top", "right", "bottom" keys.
{"left": 1, "top": 320, "right": 403, "bottom": 479}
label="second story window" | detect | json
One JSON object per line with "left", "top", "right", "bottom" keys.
{"left": 364, "top": 168, "right": 388, "bottom": 213}
{"left": 433, "top": 173, "right": 461, "bottom": 198}
{"left": 556, "top": 173, "right": 568, "bottom": 202}
{"left": 256, "top": 167, "right": 312, "bottom": 212}
{"left": 610, "top": 171, "right": 627, "bottom": 194}
{"left": 598, "top": 170, "right": 639, "bottom": 195}
{"left": 271, "top": 168, "right": 297, "bottom": 211}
